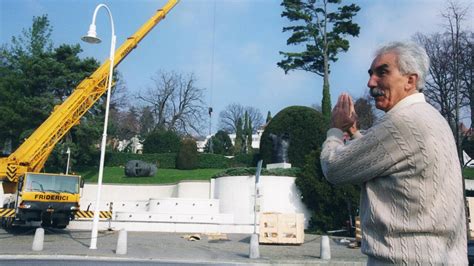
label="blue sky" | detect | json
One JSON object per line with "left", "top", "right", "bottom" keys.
{"left": 1, "top": 0, "right": 472, "bottom": 133}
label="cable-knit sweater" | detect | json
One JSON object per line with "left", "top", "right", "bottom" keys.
{"left": 321, "top": 93, "right": 467, "bottom": 265}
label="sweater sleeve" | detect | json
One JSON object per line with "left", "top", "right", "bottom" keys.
{"left": 320, "top": 117, "right": 413, "bottom": 185}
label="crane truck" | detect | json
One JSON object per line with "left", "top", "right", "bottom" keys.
{"left": 0, "top": 0, "right": 179, "bottom": 229}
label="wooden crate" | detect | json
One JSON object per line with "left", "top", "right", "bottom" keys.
{"left": 259, "top": 212, "right": 304, "bottom": 244}
{"left": 468, "top": 197, "right": 474, "bottom": 239}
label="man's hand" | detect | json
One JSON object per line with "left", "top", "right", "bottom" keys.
{"left": 331, "top": 93, "right": 358, "bottom": 133}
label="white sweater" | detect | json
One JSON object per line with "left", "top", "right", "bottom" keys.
{"left": 321, "top": 93, "right": 467, "bottom": 265}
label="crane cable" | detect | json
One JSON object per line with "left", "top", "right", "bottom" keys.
{"left": 208, "top": 0, "right": 217, "bottom": 153}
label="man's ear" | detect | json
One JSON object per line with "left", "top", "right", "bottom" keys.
{"left": 406, "top": 73, "right": 418, "bottom": 91}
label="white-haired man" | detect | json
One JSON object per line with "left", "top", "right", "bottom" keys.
{"left": 321, "top": 42, "right": 467, "bottom": 264}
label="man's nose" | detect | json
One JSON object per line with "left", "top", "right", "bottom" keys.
{"left": 367, "top": 75, "right": 377, "bottom": 88}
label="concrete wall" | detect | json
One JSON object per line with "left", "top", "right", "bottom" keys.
{"left": 80, "top": 181, "right": 210, "bottom": 210}
{"left": 212, "top": 175, "right": 310, "bottom": 226}
{"left": 79, "top": 176, "right": 310, "bottom": 228}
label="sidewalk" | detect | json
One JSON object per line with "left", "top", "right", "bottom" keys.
{"left": 0, "top": 228, "right": 367, "bottom": 265}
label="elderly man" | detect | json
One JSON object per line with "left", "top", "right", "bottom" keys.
{"left": 321, "top": 42, "right": 467, "bottom": 264}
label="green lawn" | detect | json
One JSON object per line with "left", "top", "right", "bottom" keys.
{"left": 76, "top": 166, "right": 224, "bottom": 184}
{"left": 463, "top": 167, "right": 474, "bottom": 179}
{"left": 76, "top": 166, "right": 474, "bottom": 183}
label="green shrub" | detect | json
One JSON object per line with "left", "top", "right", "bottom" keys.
{"left": 205, "top": 130, "right": 233, "bottom": 155}
{"left": 143, "top": 129, "right": 180, "bottom": 154}
{"left": 197, "top": 153, "right": 230, "bottom": 169}
{"left": 296, "top": 149, "right": 360, "bottom": 233}
{"left": 176, "top": 138, "right": 198, "bottom": 170}
{"left": 230, "top": 153, "right": 259, "bottom": 167}
{"left": 212, "top": 167, "right": 301, "bottom": 178}
{"left": 259, "top": 106, "right": 327, "bottom": 168}
{"left": 105, "top": 152, "right": 176, "bottom": 168}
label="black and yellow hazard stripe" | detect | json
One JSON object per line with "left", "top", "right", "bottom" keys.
{"left": 75, "top": 210, "right": 112, "bottom": 219}
{"left": 0, "top": 208, "right": 15, "bottom": 218}
{"left": 355, "top": 216, "right": 362, "bottom": 243}
{"left": 6, "top": 165, "right": 18, "bottom": 182}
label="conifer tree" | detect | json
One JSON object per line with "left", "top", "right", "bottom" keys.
{"left": 266, "top": 111, "right": 272, "bottom": 124}
{"left": 234, "top": 118, "right": 243, "bottom": 154}
{"left": 278, "top": 0, "right": 360, "bottom": 120}
{"left": 243, "top": 111, "right": 249, "bottom": 153}
{"left": 247, "top": 118, "right": 253, "bottom": 153}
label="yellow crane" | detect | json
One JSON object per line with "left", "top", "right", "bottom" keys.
{"left": 0, "top": 0, "right": 179, "bottom": 229}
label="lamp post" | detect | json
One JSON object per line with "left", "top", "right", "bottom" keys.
{"left": 65, "top": 147, "right": 71, "bottom": 175}
{"left": 81, "top": 3, "right": 116, "bottom": 250}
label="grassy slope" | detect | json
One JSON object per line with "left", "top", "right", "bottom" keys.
{"left": 76, "top": 166, "right": 474, "bottom": 184}
{"left": 463, "top": 168, "right": 474, "bottom": 179}
{"left": 76, "top": 166, "right": 224, "bottom": 184}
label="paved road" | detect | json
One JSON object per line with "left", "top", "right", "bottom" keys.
{"left": 0, "top": 227, "right": 367, "bottom": 265}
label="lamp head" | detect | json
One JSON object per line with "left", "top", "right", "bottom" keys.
{"left": 81, "top": 24, "right": 101, "bottom": 44}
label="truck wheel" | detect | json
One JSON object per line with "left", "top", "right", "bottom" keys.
{"left": 53, "top": 224, "right": 67, "bottom": 229}
{"left": 2, "top": 217, "right": 13, "bottom": 229}
{"left": 52, "top": 214, "right": 69, "bottom": 229}
{"left": 52, "top": 220, "right": 68, "bottom": 229}
{"left": 41, "top": 213, "right": 52, "bottom": 228}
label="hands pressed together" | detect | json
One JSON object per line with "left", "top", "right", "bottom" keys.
{"left": 331, "top": 93, "right": 358, "bottom": 137}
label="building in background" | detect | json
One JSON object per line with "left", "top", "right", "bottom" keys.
{"left": 196, "top": 129, "right": 264, "bottom": 153}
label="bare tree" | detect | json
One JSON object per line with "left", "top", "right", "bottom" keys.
{"left": 460, "top": 32, "right": 474, "bottom": 128}
{"left": 138, "top": 106, "right": 154, "bottom": 136}
{"left": 138, "top": 70, "right": 206, "bottom": 135}
{"left": 110, "top": 72, "right": 129, "bottom": 111}
{"left": 218, "top": 103, "right": 264, "bottom": 133}
{"left": 354, "top": 95, "right": 376, "bottom": 130}
{"left": 413, "top": 0, "right": 471, "bottom": 162}
{"left": 414, "top": 32, "right": 461, "bottom": 128}
{"left": 117, "top": 107, "right": 140, "bottom": 140}
{"left": 444, "top": 0, "right": 470, "bottom": 161}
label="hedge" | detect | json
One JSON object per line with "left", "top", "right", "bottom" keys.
{"left": 197, "top": 153, "right": 231, "bottom": 169}
{"left": 176, "top": 139, "right": 198, "bottom": 170}
{"left": 259, "top": 106, "right": 327, "bottom": 168}
{"left": 105, "top": 152, "right": 261, "bottom": 169}
{"left": 106, "top": 152, "right": 177, "bottom": 169}
{"left": 231, "top": 153, "right": 259, "bottom": 167}
{"left": 212, "top": 167, "right": 301, "bottom": 178}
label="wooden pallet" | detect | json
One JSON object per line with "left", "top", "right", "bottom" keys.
{"left": 259, "top": 212, "right": 304, "bottom": 244}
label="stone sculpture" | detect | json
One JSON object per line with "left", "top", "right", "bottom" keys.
{"left": 125, "top": 160, "right": 157, "bottom": 177}
{"left": 269, "top": 133, "right": 290, "bottom": 163}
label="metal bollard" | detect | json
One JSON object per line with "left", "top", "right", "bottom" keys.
{"left": 115, "top": 229, "right": 127, "bottom": 255}
{"left": 320, "top": 235, "right": 331, "bottom": 260}
{"left": 249, "top": 233, "right": 260, "bottom": 259}
{"left": 32, "top": 228, "right": 44, "bottom": 251}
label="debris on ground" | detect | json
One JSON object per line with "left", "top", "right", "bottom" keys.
{"left": 181, "top": 234, "right": 201, "bottom": 241}
{"left": 206, "top": 233, "right": 229, "bottom": 241}
{"left": 339, "top": 238, "right": 350, "bottom": 244}
{"left": 348, "top": 241, "right": 360, "bottom": 249}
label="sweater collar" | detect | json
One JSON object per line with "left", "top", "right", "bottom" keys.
{"left": 388, "top": 92, "right": 426, "bottom": 114}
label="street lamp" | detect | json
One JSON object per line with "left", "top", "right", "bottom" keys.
{"left": 65, "top": 147, "right": 71, "bottom": 175}
{"left": 81, "top": 3, "right": 116, "bottom": 250}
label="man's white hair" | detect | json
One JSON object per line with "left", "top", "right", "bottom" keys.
{"left": 375, "top": 42, "right": 430, "bottom": 91}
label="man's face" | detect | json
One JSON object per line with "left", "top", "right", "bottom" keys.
{"left": 367, "top": 52, "right": 417, "bottom": 112}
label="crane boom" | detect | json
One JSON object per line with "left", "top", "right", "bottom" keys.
{"left": 0, "top": 0, "right": 179, "bottom": 184}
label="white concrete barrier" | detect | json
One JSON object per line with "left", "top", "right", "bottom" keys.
{"left": 114, "top": 212, "right": 233, "bottom": 224}
{"left": 213, "top": 175, "right": 254, "bottom": 224}
{"left": 75, "top": 176, "right": 310, "bottom": 232}
{"left": 148, "top": 198, "right": 220, "bottom": 214}
{"left": 212, "top": 175, "right": 310, "bottom": 227}
{"left": 176, "top": 181, "right": 210, "bottom": 198}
